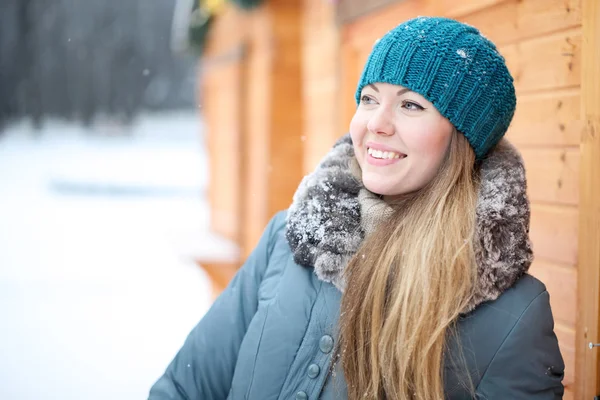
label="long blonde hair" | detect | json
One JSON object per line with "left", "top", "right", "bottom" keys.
{"left": 338, "top": 130, "right": 480, "bottom": 399}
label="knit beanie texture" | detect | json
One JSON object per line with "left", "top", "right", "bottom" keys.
{"left": 355, "top": 17, "right": 516, "bottom": 159}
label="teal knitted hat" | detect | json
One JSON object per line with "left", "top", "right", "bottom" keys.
{"left": 355, "top": 17, "right": 516, "bottom": 159}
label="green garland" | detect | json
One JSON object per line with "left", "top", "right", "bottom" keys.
{"left": 188, "top": 6, "right": 213, "bottom": 54}
{"left": 178, "top": 0, "right": 266, "bottom": 56}
{"left": 229, "top": 0, "right": 264, "bottom": 10}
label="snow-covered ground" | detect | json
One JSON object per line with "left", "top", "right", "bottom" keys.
{"left": 0, "top": 113, "right": 236, "bottom": 399}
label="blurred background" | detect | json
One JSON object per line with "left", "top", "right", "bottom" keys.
{"left": 1, "top": 0, "right": 597, "bottom": 398}
{"left": 0, "top": 0, "right": 233, "bottom": 398}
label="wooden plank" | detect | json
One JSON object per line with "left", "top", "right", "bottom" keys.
{"left": 344, "top": 0, "right": 580, "bottom": 48}
{"left": 506, "top": 88, "right": 582, "bottom": 147}
{"left": 340, "top": 40, "right": 361, "bottom": 136}
{"left": 202, "top": 5, "right": 249, "bottom": 245}
{"left": 529, "top": 262, "right": 577, "bottom": 327}
{"left": 343, "top": 0, "right": 435, "bottom": 49}
{"left": 243, "top": 9, "right": 273, "bottom": 260}
{"left": 564, "top": 388, "right": 574, "bottom": 400}
{"left": 500, "top": 28, "right": 581, "bottom": 93}
{"left": 561, "top": 342, "right": 576, "bottom": 390}
{"left": 203, "top": 56, "right": 244, "bottom": 244}
{"left": 439, "top": 0, "right": 507, "bottom": 18}
{"left": 554, "top": 323, "right": 576, "bottom": 390}
{"left": 459, "top": 0, "right": 581, "bottom": 47}
{"left": 303, "top": 40, "right": 339, "bottom": 78}
{"left": 303, "top": 81, "right": 339, "bottom": 173}
{"left": 575, "top": 0, "right": 600, "bottom": 397}
{"left": 302, "top": 0, "right": 340, "bottom": 169}
{"left": 269, "top": 1, "right": 304, "bottom": 219}
{"left": 196, "top": 260, "right": 239, "bottom": 301}
{"left": 203, "top": 5, "right": 247, "bottom": 56}
{"left": 336, "top": 0, "right": 403, "bottom": 24}
{"left": 530, "top": 204, "right": 578, "bottom": 266}
{"left": 240, "top": 0, "right": 305, "bottom": 259}
{"left": 556, "top": 323, "right": 576, "bottom": 357}
{"left": 520, "top": 148, "right": 579, "bottom": 206}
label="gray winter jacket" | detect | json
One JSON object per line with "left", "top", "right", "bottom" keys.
{"left": 149, "top": 136, "right": 565, "bottom": 399}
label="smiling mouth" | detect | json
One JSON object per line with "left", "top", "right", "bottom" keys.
{"left": 367, "top": 147, "right": 407, "bottom": 160}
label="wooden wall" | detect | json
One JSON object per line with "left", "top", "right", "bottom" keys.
{"left": 302, "top": 0, "right": 341, "bottom": 174}
{"left": 202, "top": 0, "right": 304, "bottom": 260}
{"left": 577, "top": 0, "right": 600, "bottom": 394}
{"left": 202, "top": 6, "right": 247, "bottom": 246}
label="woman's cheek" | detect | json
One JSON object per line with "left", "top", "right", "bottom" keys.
{"left": 349, "top": 114, "right": 363, "bottom": 138}
{"left": 349, "top": 115, "right": 366, "bottom": 159}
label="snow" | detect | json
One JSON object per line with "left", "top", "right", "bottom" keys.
{"left": 0, "top": 113, "right": 236, "bottom": 399}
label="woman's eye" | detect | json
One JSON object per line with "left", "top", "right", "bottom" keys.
{"left": 360, "top": 95, "right": 376, "bottom": 105}
{"left": 402, "top": 101, "right": 424, "bottom": 111}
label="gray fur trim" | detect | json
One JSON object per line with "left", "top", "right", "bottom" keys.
{"left": 285, "top": 135, "right": 362, "bottom": 289}
{"left": 469, "top": 139, "right": 533, "bottom": 311}
{"left": 285, "top": 134, "right": 532, "bottom": 311}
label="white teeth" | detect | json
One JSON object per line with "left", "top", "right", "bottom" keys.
{"left": 367, "top": 147, "right": 404, "bottom": 159}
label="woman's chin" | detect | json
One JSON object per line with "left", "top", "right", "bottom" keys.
{"left": 364, "top": 181, "right": 399, "bottom": 197}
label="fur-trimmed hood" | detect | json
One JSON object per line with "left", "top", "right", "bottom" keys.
{"left": 286, "top": 134, "right": 533, "bottom": 312}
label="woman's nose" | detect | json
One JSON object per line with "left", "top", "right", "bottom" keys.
{"left": 366, "top": 108, "right": 394, "bottom": 136}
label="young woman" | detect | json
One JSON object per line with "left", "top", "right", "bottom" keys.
{"left": 150, "top": 17, "right": 565, "bottom": 399}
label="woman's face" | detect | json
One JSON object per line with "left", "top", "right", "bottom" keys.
{"left": 350, "top": 82, "right": 454, "bottom": 198}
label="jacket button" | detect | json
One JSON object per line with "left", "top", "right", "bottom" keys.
{"left": 319, "top": 335, "right": 334, "bottom": 354}
{"left": 295, "top": 391, "right": 308, "bottom": 400}
{"left": 307, "top": 363, "right": 320, "bottom": 378}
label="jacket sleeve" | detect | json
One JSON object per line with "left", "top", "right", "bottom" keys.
{"left": 476, "top": 290, "right": 565, "bottom": 400}
{"left": 148, "top": 212, "right": 285, "bottom": 400}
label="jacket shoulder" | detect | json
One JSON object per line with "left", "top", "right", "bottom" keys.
{"left": 447, "top": 274, "right": 564, "bottom": 398}
{"left": 459, "top": 273, "right": 549, "bottom": 343}
{"left": 270, "top": 210, "right": 288, "bottom": 235}
{"left": 460, "top": 274, "right": 548, "bottom": 333}
{"left": 484, "top": 273, "right": 547, "bottom": 314}
{"left": 474, "top": 274, "right": 565, "bottom": 398}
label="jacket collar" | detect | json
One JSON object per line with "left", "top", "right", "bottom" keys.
{"left": 285, "top": 134, "right": 533, "bottom": 312}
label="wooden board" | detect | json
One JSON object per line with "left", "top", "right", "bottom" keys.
{"left": 521, "top": 148, "right": 579, "bottom": 206}
{"left": 336, "top": 0, "right": 404, "bottom": 24}
{"left": 557, "top": 322, "right": 576, "bottom": 392}
{"left": 529, "top": 261, "right": 577, "bottom": 327}
{"left": 561, "top": 340, "right": 576, "bottom": 391}
{"left": 500, "top": 28, "right": 581, "bottom": 93}
{"left": 303, "top": 81, "right": 340, "bottom": 173}
{"left": 342, "top": 0, "right": 434, "bottom": 49}
{"left": 564, "top": 388, "right": 574, "bottom": 400}
{"left": 243, "top": 9, "right": 273, "bottom": 260}
{"left": 196, "top": 260, "right": 239, "bottom": 301}
{"left": 202, "top": 17, "right": 246, "bottom": 243}
{"left": 506, "top": 88, "right": 582, "bottom": 147}
{"left": 439, "top": 0, "right": 507, "bottom": 18}
{"left": 242, "top": 1, "right": 305, "bottom": 258}
{"left": 575, "top": 0, "right": 600, "bottom": 396}
{"left": 460, "top": 0, "right": 581, "bottom": 47}
{"left": 530, "top": 204, "right": 578, "bottom": 266}
{"left": 268, "top": 1, "right": 304, "bottom": 218}
{"left": 529, "top": 261, "right": 576, "bottom": 388}
{"left": 340, "top": 41, "right": 361, "bottom": 138}
{"left": 302, "top": 0, "right": 340, "bottom": 174}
